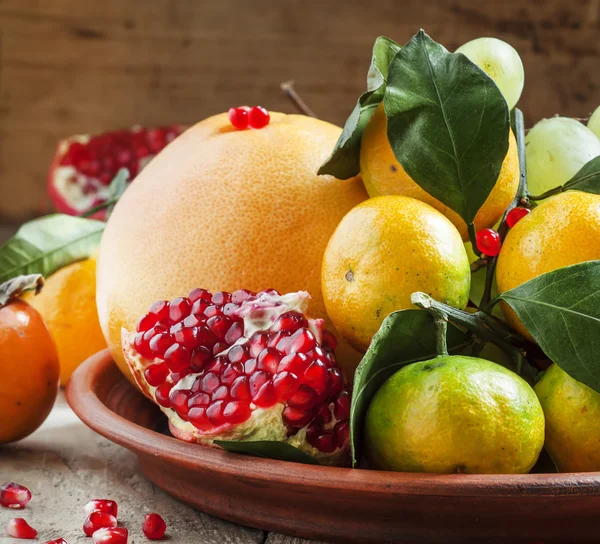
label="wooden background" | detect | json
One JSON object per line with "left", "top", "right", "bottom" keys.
{"left": 0, "top": 0, "right": 598, "bottom": 225}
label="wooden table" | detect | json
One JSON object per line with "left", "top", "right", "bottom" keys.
{"left": 0, "top": 393, "right": 327, "bottom": 544}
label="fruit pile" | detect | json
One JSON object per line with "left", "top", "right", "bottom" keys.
{"left": 2, "top": 27, "right": 600, "bottom": 481}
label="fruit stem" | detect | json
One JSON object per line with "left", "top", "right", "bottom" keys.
{"left": 0, "top": 274, "right": 44, "bottom": 308}
{"left": 527, "top": 186, "right": 564, "bottom": 201}
{"left": 479, "top": 108, "right": 528, "bottom": 310}
{"left": 280, "top": 81, "right": 317, "bottom": 118}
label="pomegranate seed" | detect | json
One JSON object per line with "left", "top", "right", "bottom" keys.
{"left": 200, "top": 372, "right": 221, "bottom": 394}
{"left": 182, "top": 315, "right": 202, "bottom": 328}
{"left": 244, "top": 358, "right": 257, "bottom": 374}
{"left": 5, "top": 518, "right": 38, "bottom": 539}
{"left": 228, "top": 344, "right": 249, "bottom": 364}
{"left": 133, "top": 332, "right": 152, "bottom": 358}
{"left": 222, "top": 303, "right": 239, "bottom": 316}
{"left": 257, "top": 348, "right": 281, "bottom": 374}
{"left": 249, "top": 332, "right": 269, "bottom": 357}
{"left": 92, "top": 527, "right": 128, "bottom": 544}
{"left": 230, "top": 376, "right": 251, "bottom": 400}
{"left": 228, "top": 108, "right": 249, "bottom": 130}
{"left": 278, "top": 353, "right": 310, "bottom": 375}
{"left": 188, "top": 407, "right": 211, "bottom": 431}
{"left": 223, "top": 401, "right": 252, "bottom": 424}
{"left": 286, "top": 328, "right": 317, "bottom": 354}
{"left": 248, "top": 106, "right": 270, "bottom": 129}
{"left": 190, "top": 300, "right": 209, "bottom": 316}
{"left": 322, "top": 330, "right": 338, "bottom": 352}
{"left": 137, "top": 313, "right": 159, "bottom": 333}
{"left": 327, "top": 368, "right": 344, "bottom": 395}
{"left": 315, "top": 432, "right": 337, "bottom": 453}
{"left": 304, "top": 360, "right": 328, "bottom": 394}
{"left": 317, "top": 404, "right": 333, "bottom": 425}
{"left": 212, "top": 385, "right": 230, "bottom": 401}
{"left": 143, "top": 513, "right": 167, "bottom": 540}
{"left": 211, "top": 291, "right": 232, "bottom": 305}
{"left": 43, "top": 539, "right": 69, "bottom": 544}
{"left": 506, "top": 206, "right": 530, "bottom": 228}
{"left": 188, "top": 288, "right": 212, "bottom": 303}
{"left": 282, "top": 406, "right": 313, "bottom": 428}
{"left": 155, "top": 383, "right": 173, "bottom": 407}
{"left": 148, "top": 300, "right": 170, "bottom": 322}
{"left": 171, "top": 369, "right": 190, "bottom": 384}
{"left": 259, "top": 288, "right": 280, "bottom": 296}
{"left": 83, "top": 511, "right": 117, "bottom": 537}
{"left": 224, "top": 321, "right": 244, "bottom": 344}
{"left": 288, "top": 384, "right": 319, "bottom": 409}
{"left": 213, "top": 341, "right": 230, "bottom": 355}
{"left": 173, "top": 326, "right": 202, "bottom": 350}
{"left": 253, "top": 381, "right": 277, "bottom": 407}
{"left": 169, "top": 389, "right": 191, "bottom": 418}
{"left": 206, "top": 400, "right": 226, "bottom": 426}
{"left": 203, "top": 305, "right": 222, "bottom": 318}
{"left": 168, "top": 297, "right": 191, "bottom": 322}
{"left": 188, "top": 391, "right": 210, "bottom": 407}
{"left": 196, "top": 326, "right": 218, "bottom": 348}
{"left": 231, "top": 289, "right": 254, "bottom": 304}
{"left": 207, "top": 356, "right": 226, "bottom": 373}
{"left": 273, "top": 311, "right": 308, "bottom": 332}
{"left": 476, "top": 228, "right": 502, "bottom": 257}
{"left": 273, "top": 371, "right": 300, "bottom": 401}
{"left": 220, "top": 363, "right": 242, "bottom": 385}
{"left": 206, "top": 316, "right": 232, "bottom": 340}
{"left": 335, "top": 421, "right": 350, "bottom": 448}
{"left": 249, "top": 371, "right": 271, "bottom": 397}
{"left": 334, "top": 390, "right": 351, "bottom": 420}
{"left": 191, "top": 346, "right": 213, "bottom": 371}
{"left": 164, "top": 343, "right": 191, "bottom": 372}
{"left": 0, "top": 483, "right": 31, "bottom": 509}
{"left": 84, "top": 499, "right": 118, "bottom": 518}
{"left": 144, "top": 363, "right": 169, "bottom": 387}
{"left": 149, "top": 332, "right": 173, "bottom": 358}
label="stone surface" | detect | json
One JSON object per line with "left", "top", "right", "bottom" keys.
{"left": 0, "top": 393, "right": 326, "bottom": 543}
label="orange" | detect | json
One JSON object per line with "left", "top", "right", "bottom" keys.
{"left": 496, "top": 191, "right": 600, "bottom": 340}
{"left": 322, "top": 196, "right": 470, "bottom": 352}
{"left": 360, "top": 104, "right": 519, "bottom": 241}
{"left": 97, "top": 112, "right": 368, "bottom": 381}
{"left": 0, "top": 297, "right": 59, "bottom": 443}
{"left": 23, "top": 257, "right": 106, "bottom": 385}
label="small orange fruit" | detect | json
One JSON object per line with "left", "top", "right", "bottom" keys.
{"left": 0, "top": 277, "right": 60, "bottom": 444}
{"left": 23, "top": 257, "right": 106, "bottom": 386}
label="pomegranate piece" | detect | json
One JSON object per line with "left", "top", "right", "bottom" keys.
{"left": 83, "top": 499, "right": 118, "bottom": 518}
{"left": 43, "top": 539, "right": 69, "bottom": 544}
{"left": 142, "top": 513, "right": 167, "bottom": 540}
{"left": 248, "top": 106, "right": 270, "bottom": 129}
{"left": 83, "top": 511, "right": 117, "bottom": 537}
{"left": 5, "top": 518, "right": 38, "bottom": 539}
{"left": 92, "top": 528, "right": 128, "bottom": 544}
{"left": 228, "top": 107, "right": 249, "bottom": 130}
{"left": 123, "top": 289, "right": 351, "bottom": 465}
{"left": 0, "top": 482, "right": 32, "bottom": 509}
{"left": 47, "top": 125, "right": 185, "bottom": 218}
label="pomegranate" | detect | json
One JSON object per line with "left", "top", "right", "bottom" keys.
{"left": 43, "top": 540, "right": 69, "bottom": 544}
{"left": 0, "top": 482, "right": 32, "bottom": 509}
{"left": 83, "top": 511, "right": 117, "bottom": 536}
{"left": 5, "top": 518, "right": 38, "bottom": 539}
{"left": 92, "top": 528, "right": 128, "bottom": 544}
{"left": 48, "top": 125, "right": 184, "bottom": 218}
{"left": 84, "top": 499, "right": 118, "bottom": 519}
{"left": 123, "top": 289, "right": 350, "bottom": 465}
{"left": 142, "top": 513, "right": 166, "bottom": 540}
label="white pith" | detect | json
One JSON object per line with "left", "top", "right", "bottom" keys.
{"left": 121, "top": 290, "right": 347, "bottom": 465}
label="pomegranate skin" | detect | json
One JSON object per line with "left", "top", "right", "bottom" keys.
{"left": 97, "top": 112, "right": 367, "bottom": 384}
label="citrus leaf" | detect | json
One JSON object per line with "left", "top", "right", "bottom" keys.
{"left": 214, "top": 440, "right": 319, "bottom": 465}
{"left": 350, "top": 309, "right": 470, "bottom": 467}
{"left": 82, "top": 168, "right": 130, "bottom": 219}
{"left": 0, "top": 274, "right": 44, "bottom": 307}
{"left": 384, "top": 30, "right": 510, "bottom": 224}
{"left": 562, "top": 155, "right": 600, "bottom": 194}
{"left": 498, "top": 260, "right": 600, "bottom": 394}
{"left": 0, "top": 214, "right": 104, "bottom": 283}
{"left": 318, "top": 36, "right": 401, "bottom": 179}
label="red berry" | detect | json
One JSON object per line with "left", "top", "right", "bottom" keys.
{"left": 142, "top": 512, "right": 167, "bottom": 540}
{"left": 248, "top": 106, "right": 270, "bottom": 129}
{"left": 475, "top": 228, "right": 502, "bottom": 257}
{"left": 506, "top": 206, "right": 530, "bottom": 228}
{"left": 228, "top": 107, "right": 249, "bottom": 130}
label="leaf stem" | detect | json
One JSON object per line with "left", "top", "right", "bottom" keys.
{"left": 81, "top": 197, "right": 119, "bottom": 218}
{"left": 479, "top": 108, "right": 528, "bottom": 310}
{"left": 280, "top": 81, "right": 317, "bottom": 118}
{"left": 468, "top": 222, "right": 481, "bottom": 257}
{"left": 527, "top": 186, "right": 564, "bottom": 201}
{"left": 435, "top": 314, "right": 449, "bottom": 356}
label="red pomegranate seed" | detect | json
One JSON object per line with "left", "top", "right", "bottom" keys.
{"left": 5, "top": 518, "right": 38, "bottom": 539}
{"left": 304, "top": 360, "right": 328, "bottom": 394}
{"left": 188, "top": 391, "right": 210, "bottom": 407}
{"left": 315, "top": 432, "right": 337, "bottom": 453}
{"left": 317, "top": 404, "right": 333, "bottom": 425}
{"left": 164, "top": 343, "right": 191, "bottom": 372}
{"left": 222, "top": 303, "right": 239, "bottom": 316}
{"left": 277, "top": 353, "right": 310, "bottom": 375}
{"left": 144, "top": 363, "right": 169, "bottom": 387}
{"left": 248, "top": 106, "right": 270, "bottom": 129}
{"left": 142, "top": 513, "right": 167, "bottom": 540}
{"left": 227, "top": 344, "right": 249, "bottom": 364}
{"left": 84, "top": 499, "right": 118, "bottom": 518}
{"left": 257, "top": 348, "right": 281, "bottom": 374}
{"left": 190, "top": 346, "right": 212, "bottom": 371}
{"left": 169, "top": 389, "right": 191, "bottom": 418}
{"left": 249, "top": 371, "right": 270, "bottom": 397}
{"left": 286, "top": 328, "right": 317, "bottom": 354}
{"left": 212, "top": 385, "right": 230, "bottom": 401}
{"left": 282, "top": 406, "right": 313, "bottom": 428}
{"left": 220, "top": 363, "right": 242, "bottom": 385}
{"left": 149, "top": 333, "right": 173, "bottom": 358}
{"left": 253, "top": 381, "right": 277, "bottom": 407}
{"left": 0, "top": 483, "right": 31, "bottom": 509}
{"left": 248, "top": 332, "right": 269, "bottom": 357}
{"left": 190, "top": 299, "right": 209, "bottom": 316}
{"left": 228, "top": 107, "right": 249, "bottom": 130}
{"left": 43, "top": 539, "right": 69, "bottom": 544}
{"left": 335, "top": 421, "right": 350, "bottom": 448}
{"left": 288, "top": 384, "right": 318, "bottom": 409}
{"left": 203, "top": 305, "right": 222, "bottom": 318}
{"left": 231, "top": 289, "right": 254, "bottom": 304}
{"left": 200, "top": 372, "right": 221, "bottom": 394}
{"left": 334, "top": 390, "right": 351, "bottom": 420}
{"left": 230, "top": 376, "right": 251, "bottom": 400}
{"left": 196, "top": 326, "right": 218, "bottom": 348}
{"left": 244, "top": 358, "right": 257, "bottom": 374}
{"left": 273, "top": 371, "right": 300, "bottom": 401}
{"left": 206, "top": 400, "right": 226, "bottom": 426}
{"left": 327, "top": 368, "right": 344, "bottom": 395}
{"left": 506, "top": 206, "right": 530, "bottom": 228}
{"left": 155, "top": 383, "right": 173, "bottom": 407}
{"left": 207, "top": 356, "right": 226, "bottom": 373}
{"left": 188, "top": 407, "right": 211, "bottom": 430}
{"left": 92, "top": 527, "right": 128, "bottom": 544}
{"left": 211, "top": 291, "right": 232, "bottom": 305}
{"left": 173, "top": 327, "right": 203, "bottom": 350}
{"left": 83, "top": 511, "right": 117, "bottom": 537}
{"left": 213, "top": 341, "right": 230, "bottom": 355}
{"left": 168, "top": 297, "right": 191, "bottom": 323}
{"left": 148, "top": 300, "right": 170, "bottom": 322}
{"left": 206, "top": 316, "right": 232, "bottom": 340}
{"left": 223, "top": 401, "right": 252, "bottom": 424}
{"left": 137, "top": 313, "right": 159, "bottom": 333}
{"left": 133, "top": 333, "right": 152, "bottom": 358}
{"left": 224, "top": 321, "right": 244, "bottom": 344}
{"left": 321, "top": 330, "right": 338, "bottom": 352}
{"left": 171, "top": 369, "right": 190, "bottom": 384}
{"left": 273, "top": 311, "right": 308, "bottom": 332}
{"left": 188, "top": 288, "right": 212, "bottom": 303}
{"left": 476, "top": 228, "right": 502, "bottom": 257}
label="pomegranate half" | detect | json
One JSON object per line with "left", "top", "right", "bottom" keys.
{"left": 123, "top": 289, "right": 350, "bottom": 465}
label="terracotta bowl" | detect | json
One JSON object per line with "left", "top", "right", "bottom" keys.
{"left": 67, "top": 350, "right": 600, "bottom": 544}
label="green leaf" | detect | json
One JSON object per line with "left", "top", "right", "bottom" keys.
{"left": 0, "top": 214, "right": 104, "bottom": 283}
{"left": 350, "top": 309, "right": 470, "bottom": 467}
{"left": 384, "top": 30, "right": 510, "bottom": 224}
{"left": 318, "top": 36, "right": 401, "bottom": 179}
{"left": 214, "top": 440, "right": 319, "bottom": 465}
{"left": 82, "top": 168, "right": 130, "bottom": 219}
{"left": 498, "top": 260, "right": 600, "bottom": 394}
{"left": 562, "top": 156, "right": 600, "bottom": 194}
{"left": 0, "top": 274, "right": 44, "bottom": 307}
